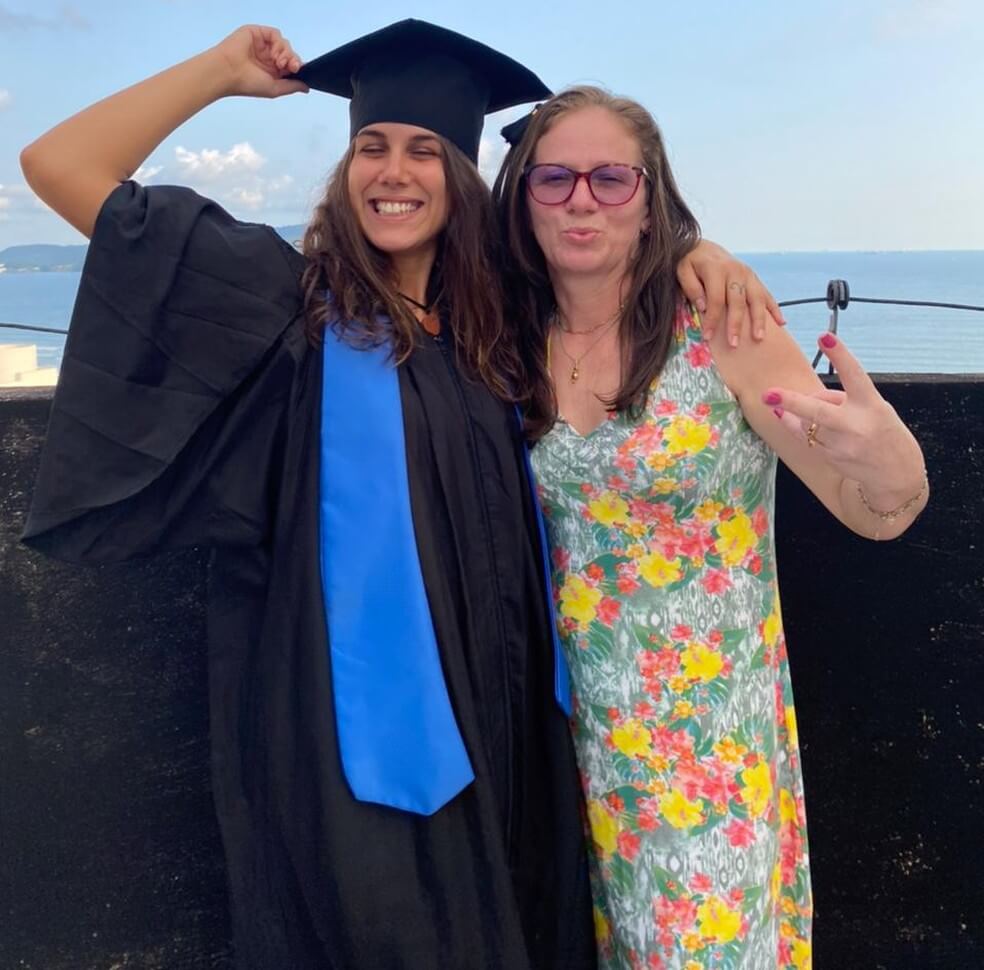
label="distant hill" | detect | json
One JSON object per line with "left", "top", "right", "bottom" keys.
{"left": 0, "top": 224, "right": 308, "bottom": 273}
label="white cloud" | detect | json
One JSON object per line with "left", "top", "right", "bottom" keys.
{"left": 168, "top": 144, "right": 301, "bottom": 217}
{"left": 174, "top": 142, "right": 265, "bottom": 181}
{"left": 478, "top": 136, "right": 508, "bottom": 186}
{"left": 132, "top": 163, "right": 163, "bottom": 182}
{"left": 877, "top": 0, "right": 979, "bottom": 39}
{"left": 0, "top": 89, "right": 11, "bottom": 111}
{"left": 0, "top": 2, "right": 90, "bottom": 30}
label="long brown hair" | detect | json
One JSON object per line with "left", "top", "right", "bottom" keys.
{"left": 301, "top": 136, "right": 521, "bottom": 399}
{"left": 493, "top": 86, "right": 701, "bottom": 438}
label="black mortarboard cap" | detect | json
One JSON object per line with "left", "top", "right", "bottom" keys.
{"left": 293, "top": 19, "right": 551, "bottom": 162}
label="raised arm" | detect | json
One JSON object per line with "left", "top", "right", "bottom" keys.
{"left": 19, "top": 26, "right": 306, "bottom": 238}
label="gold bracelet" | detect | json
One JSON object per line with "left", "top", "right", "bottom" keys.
{"left": 856, "top": 471, "right": 929, "bottom": 522}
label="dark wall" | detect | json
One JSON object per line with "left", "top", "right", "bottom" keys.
{"left": 1, "top": 381, "right": 982, "bottom": 970}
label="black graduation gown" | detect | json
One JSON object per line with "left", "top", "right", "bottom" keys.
{"left": 22, "top": 182, "right": 596, "bottom": 970}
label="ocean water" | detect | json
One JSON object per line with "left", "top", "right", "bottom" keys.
{"left": 1, "top": 250, "right": 983, "bottom": 376}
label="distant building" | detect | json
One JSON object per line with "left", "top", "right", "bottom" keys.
{"left": 0, "top": 344, "right": 58, "bottom": 388}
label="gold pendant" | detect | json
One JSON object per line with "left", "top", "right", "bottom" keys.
{"left": 570, "top": 364, "right": 579, "bottom": 383}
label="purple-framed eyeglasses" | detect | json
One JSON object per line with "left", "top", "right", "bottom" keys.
{"left": 524, "top": 163, "right": 649, "bottom": 206}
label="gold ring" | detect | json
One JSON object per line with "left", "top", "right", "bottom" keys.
{"left": 806, "top": 420, "right": 820, "bottom": 447}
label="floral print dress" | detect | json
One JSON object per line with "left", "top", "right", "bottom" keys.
{"left": 531, "top": 307, "right": 812, "bottom": 970}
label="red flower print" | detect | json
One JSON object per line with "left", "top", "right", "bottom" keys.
{"left": 618, "top": 830, "right": 641, "bottom": 861}
{"left": 702, "top": 569, "right": 733, "bottom": 595}
{"left": 670, "top": 624, "right": 693, "bottom": 641}
{"left": 607, "top": 792, "right": 626, "bottom": 812}
{"left": 752, "top": 506, "right": 769, "bottom": 536}
{"left": 685, "top": 343, "right": 713, "bottom": 369}
{"left": 607, "top": 475, "right": 630, "bottom": 490}
{"left": 587, "top": 563, "right": 605, "bottom": 583}
{"left": 552, "top": 546, "right": 570, "bottom": 571}
{"left": 707, "top": 629, "right": 724, "bottom": 646}
{"left": 724, "top": 819, "right": 756, "bottom": 848}
{"left": 614, "top": 452, "right": 636, "bottom": 475}
{"left": 634, "top": 701, "right": 657, "bottom": 718}
{"left": 647, "top": 954, "right": 666, "bottom": 970}
{"left": 655, "top": 399, "right": 677, "bottom": 416}
{"left": 689, "top": 872, "right": 713, "bottom": 893}
{"left": 597, "top": 597, "right": 622, "bottom": 626}
{"left": 778, "top": 938, "right": 792, "bottom": 963}
{"left": 637, "top": 797, "right": 662, "bottom": 831}
{"left": 607, "top": 707, "right": 621, "bottom": 721}
{"left": 747, "top": 553, "right": 763, "bottom": 575}
{"left": 643, "top": 678, "right": 663, "bottom": 701}
{"left": 618, "top": 575, "right": 643, "bottom": 595}
{"left": 729, "top": 887, "right": 745, "bottom": 905}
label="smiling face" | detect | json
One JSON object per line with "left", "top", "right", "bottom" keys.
{"left": 347, "top": 123, "right": 449, "bottom": 273}
{"left": 527, "top": 105, "right": 649, "bottom": 285}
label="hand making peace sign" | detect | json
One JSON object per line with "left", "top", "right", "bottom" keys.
{"left": 763, "top": 332, "right": 926, "bottom": 512}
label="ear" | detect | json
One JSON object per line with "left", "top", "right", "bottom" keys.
{"left": 640, "top": 218, "right": 651, "bottom": 236}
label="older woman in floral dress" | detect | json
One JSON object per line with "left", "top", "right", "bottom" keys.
{"left": 495, "top": 87, "right": 928, "bottom": 970}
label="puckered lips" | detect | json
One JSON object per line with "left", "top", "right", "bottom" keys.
{"left": 368, "top": 197, "right": 425, "bottom": 220}
{"left": 561, "top": 226, "right": 602, "bottom": 244}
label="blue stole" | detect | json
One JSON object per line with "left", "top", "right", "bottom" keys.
{"left": 319, "top": 329, "right": 571, "bottom": 816}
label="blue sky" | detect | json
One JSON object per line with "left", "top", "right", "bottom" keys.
{"left": 1, "top": 0, "right": 982, "bottom": 251}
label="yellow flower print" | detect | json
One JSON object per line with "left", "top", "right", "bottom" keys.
{"left": 780, "top": 788, "right": 798, "bottom": 824}
{"left": 682, "top": 935, "right": 704, "bottom": 953}
{"left": 626, "top": 543, "right": 647, "bottom": 559}
{"left": 790, "top": 937, "right": 812, "bottom": 969}
{"left": 652, "top": 477, "right": 678, "bottom": 495}
{"left": 558, "top": 575, "right": 602, "bottom": 627}
{"left": 638, "top": 550, "right": 683, "bottom": 588}
{"left": 681, "top": 641, "right": 725, "bottom": 683}
{"left": 786, "top": 705, "right": 800, "bottom": 746}
{"left": 781, "top": 896, "right": 798, "bottom": 916}
{"left": 695, "top": 499, "right": 724, "bottom": 521}
{"left": 715, "top": 510, "right": 757, "bottom": 567}
{"left": 741, "top": 761, "right": 773, "bottom": 818}
{"left": 762, "top": 597, "right": 782, "bottom": 648}
{"left": 664, "top": 415, "right": 712, "bottom": 455}
{"left": 626, "top": 521, "right": 649, "bottom": 539}
{"left": 587, "top": 799, "right": 619, "bottom": 858}
{"left": 660, "top": 788, "right": 704, "bottom": 829}
{"left": 771, "top": 862, "right": 782, "bottom": 903}
{"left": 673, "top": 700, "right": 696, "bottom": 719}
{"left": 713, "top": 736, "right": 748, "bottom": 765}
{"left": 645, "top": 452, "right": 673, "bottom": 471}
{"left": 611, "top": 719, "right": 653, "bottom": 759}
{"left": 589, "top": 490, "right": 630, "bottom": 527}
{"left": 684, "top": 962, "right": 703, "bottom": 970}
{"left": 646, "top": 752, "right": 670, "bottom": 772}
{"left": 668, "top": 675, "right": 689, "bottom": 694}
{"left": 593, "top": 907, "right": 610, "bottom": 944}
{"left": 696, "top": 895, "right": 742, "bottom": 943}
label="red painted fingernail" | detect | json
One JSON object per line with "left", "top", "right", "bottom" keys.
{"left": 820, "top": 333, "right": 837, "bottom": 348}
{"left": 764, "top": 391, "right": 782, "bottom": 406}
{"left": 773, "top": 407, "right": 784, "bottom": 419}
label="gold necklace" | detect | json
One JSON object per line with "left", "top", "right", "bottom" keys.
{"left": 555, "top": 305, "right": 621, "bottom": 335}
{"left": 553, "top": 309, "right": 621, "bottom": 384}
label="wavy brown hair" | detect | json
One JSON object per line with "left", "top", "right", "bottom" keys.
{"left": 493, "top": 86, "right": 701, "bottom": 438}
{"left": 301, "top": 136, "right": 521, "bottom": 399}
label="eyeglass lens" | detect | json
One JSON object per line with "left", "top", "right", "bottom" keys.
{"left": 527, "top": 165, "right": 640, "bottom": 205}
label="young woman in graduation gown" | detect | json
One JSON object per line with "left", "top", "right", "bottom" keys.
{"left": 19, "top": 21, "right": 779, "bottom": 970}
